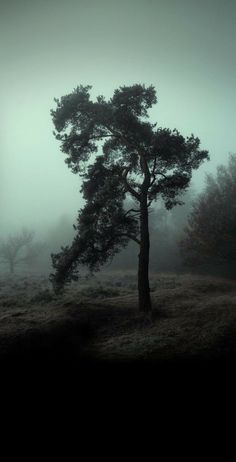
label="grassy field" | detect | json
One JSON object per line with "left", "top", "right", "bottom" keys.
{"left": 0, "top": 270, "right": 236, "bottom": 367}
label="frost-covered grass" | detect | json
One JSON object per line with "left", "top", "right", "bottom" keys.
{"left": 0, "top": 270, "right": 236, "bottom": 364}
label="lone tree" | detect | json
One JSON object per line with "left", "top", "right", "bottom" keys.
{"left": 180, "top": 154, "right": 236, "bottom": 274}
{"left": 0, "top": 229, "right": 38, "bottom": 274}
{"left": 50, "top": 84, "right": 209, "bottom": 312}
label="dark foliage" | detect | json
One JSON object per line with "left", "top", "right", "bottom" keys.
{"left": 50, "top": 156, "right": 138, "bottom": 292}
{"left": 180, "top": 154, "right": 236, "bottom": 272}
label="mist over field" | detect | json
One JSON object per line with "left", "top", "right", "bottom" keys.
{"left": 1, "top": 0, "right": 236, "bottom": 368}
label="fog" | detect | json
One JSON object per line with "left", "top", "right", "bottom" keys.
{"left": 1, "top": 0, "right": 236, "bottom": 241}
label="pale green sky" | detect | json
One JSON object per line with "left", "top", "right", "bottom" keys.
{"left": 1, "top": 0, "right": 236, "bottom": 236}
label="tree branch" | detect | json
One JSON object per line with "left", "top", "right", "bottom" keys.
{"left": 124, "top": 208, "right": 140, "bottom": 216}
{"left": 121, "top": 234, "right": 141, "bottom": 245}
{"left": 121, "top": 167, "right": 141, "bottom": 201}
{"left": 155, "top": 171, "right": 169, "bottom": 180}
{"left": 149, "top": 155, "right": 158, "bottom": 187}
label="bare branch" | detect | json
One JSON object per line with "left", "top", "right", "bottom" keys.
{"left": 121, "top": 167, "right": 141, "bottom": 201}
{"left": 124, "top": 208, "right": 140, "bottom": 216}
{"left": 151, "top": 154, "right": 158, "bottom": 177}
{"left": 121, "top": 234, "right": 141, "bottom": 245}
{"left": 155, "top": 171, "right": 169, "bottom": 180}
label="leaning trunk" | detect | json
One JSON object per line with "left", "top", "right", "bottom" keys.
{"left": 138, "top": 197, "right": 152, "bottom": 312}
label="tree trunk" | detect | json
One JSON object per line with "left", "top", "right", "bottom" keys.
{"left": 138, "top": 197, "right": 152, "bottom": 312}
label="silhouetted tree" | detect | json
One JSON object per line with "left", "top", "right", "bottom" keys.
{"left": 50, "top": 84, "right": 209, "bottom": 312}
{"left": 180, "top": 154, "right": 236, "bottom": 273}
{"left": 0, "top": 229, "right": 42, "bottom": 274}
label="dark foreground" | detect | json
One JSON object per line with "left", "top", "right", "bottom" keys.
{"left": 0, "top": 271, "right": 236, "bottom": 376}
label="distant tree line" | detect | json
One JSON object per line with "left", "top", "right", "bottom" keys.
{"left": 180, "top": 154, "right": 236, "bottom": 277}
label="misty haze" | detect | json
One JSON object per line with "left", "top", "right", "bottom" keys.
{"left": 1, "top": 0, "right": 236, "bottom": 370}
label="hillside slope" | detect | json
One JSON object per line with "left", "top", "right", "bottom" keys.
{"left": 0, "top": 272, "right": 236, "bottom": 366}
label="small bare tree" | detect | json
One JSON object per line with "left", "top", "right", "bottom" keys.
{"left": 0, "top": 229, "right": 38, "bottom": 274}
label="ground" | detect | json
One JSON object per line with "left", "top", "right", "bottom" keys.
{"left": 0, "top": 270, "right": 236, "bottom": 368}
